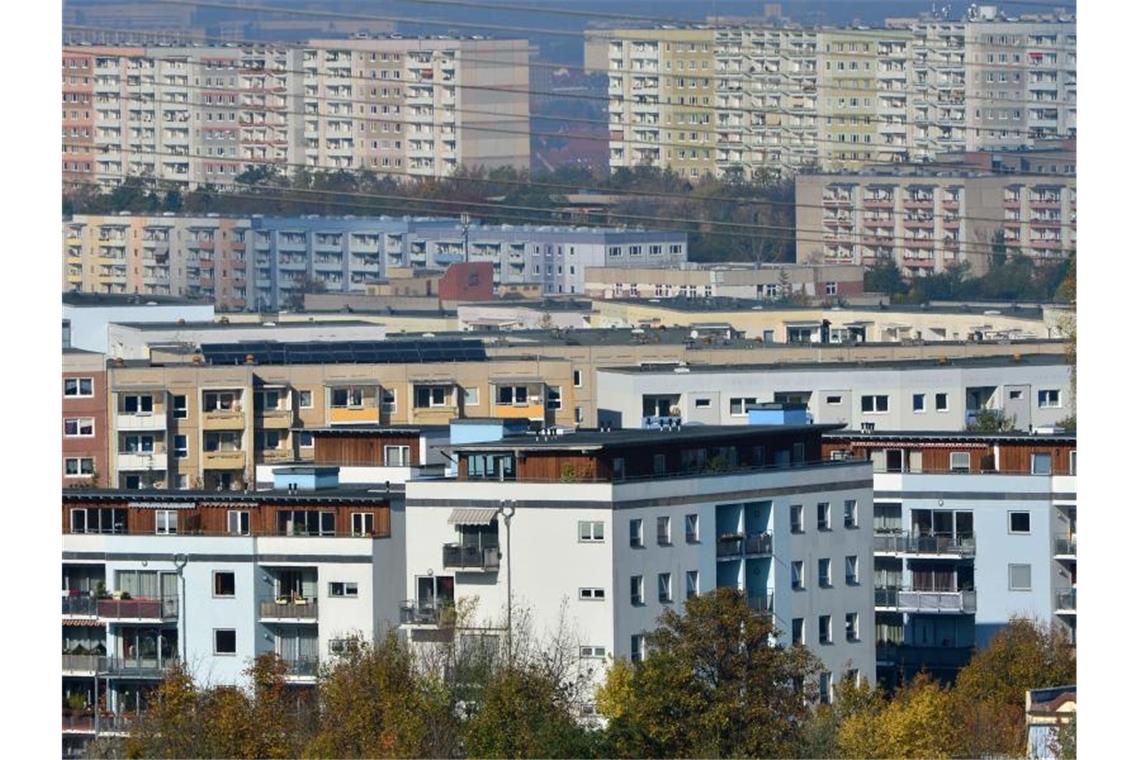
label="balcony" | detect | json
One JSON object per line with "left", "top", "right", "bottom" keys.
{"left": 398, "top": 600, "right": 454, "bottom": 627}
{"left": 873, "top": 532, "right": 975, "bottom": 557}
{"left": 62, "top": 595, "right": 99, "bottom": 617}
{"left": 442, "top": 543, "right": 500, "bottom": 571}
{"left": 116, "top": 413, "right": 166, "bottom": 431}
{"left": 283, "top": 657, "right": 319, "bottom": 680}
{"left": 117, "top": 452, "right": 166, "bottom": 471}
{"left": 202, "top": 450, "right": 246, "bottom": 469}
{"left": 1055, "top": 589, "right": 1076, "bottom": 613}
{"left": 255, "top": 408, "right": 294, "bottom": 428}
{"left": 97, "top": 595, "right": 178, "bottom": 622}
{"left": 259, "top": 597, "right": 319, "bottom": 622}
{"left": 103, "top": 656, "right": 177, "bottom": 679}
{"left": 202, "top": 408, "right": 245, "bottom": 430}
{"left": 329, "top": 406, "right": 381, "bottom": 425}
{"left": 716, "top": 532, "right": 773, "bottom": 558}
{"left": 875, "top": 587, "right": 976, "bottom": 614}
{"left": 1054, "top": 537, "right": 1076, "bottom": 557}
{"left": 62, "top": 653, "right": 106, "bottom": 674}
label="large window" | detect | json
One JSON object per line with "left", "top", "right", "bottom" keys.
{"left": 465, "top": 453, "right": 516, "bottom": 481}
{"left": 496, "top": 386, "right": 528, "bottom": 405}
{"left": 155, "top": 510, "right": 178, "bottom": 535}
{"left": 383, "top": 445, "right": 410, "bottom": 466}
{"left": 64, "top": 418, "right": 95, "bottom": 438}
{"left": 277, "top": 510, "right": 335, "bottom": 536}
{"left": 729, "top": 397, "right": 758, "bottom": 416}
{"left": 64, "top": 377, "right": 94, "bottom": 397}
{"left": 414, "top": 385, "right": 450, "bottom": 408}
{"left": 860, "top": 395, "right": 889, "bottom": 413}
{"left": 70, "top": 507, "right": 126, "bottom": 534}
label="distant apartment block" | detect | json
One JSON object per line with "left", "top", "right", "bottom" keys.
{"left": 583, "top": 263, "right": 864, "bottom": 301}
{"left": 62, "top": 36, "right": 529, "bottom": 188}
{"left": 821, "top": 430, "right": 1076, "bottom": 687}
{"left": 64, "top": 215, "right": 687, "bottom": 308}
{"left": 794, "top": 168, "right": 1075, "bottom": 275}
{"left": 602, "top": 9, "right": 1074, "bottom": 178}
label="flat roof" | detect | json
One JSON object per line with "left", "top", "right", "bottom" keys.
{"left": 62, "top": 487, "right": 398, "bottom": 503}
{"left": 63, "top": 293, "right": 211, "bottom": 307}
{"left": 601, "top": 353, "right": 1066, "bottom": 375}
{"left": 450, "top": 423, "right": 843, "bottom": 453}
{"left": 116, "top": 319, "right": 384, "bottom": 331}
{"left": 823, "top": 430, "right": 1075, "bottom": 443}
{"left": 300, "top": 424, "right": 448, "bottom": 435}
{"left": 604, "top": 297, "right": 1049, "bottom": 318}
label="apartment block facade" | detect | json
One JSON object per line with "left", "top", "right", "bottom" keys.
{"left": 402, "top": 423, "right": 875, "bottom": 707}
{"left": 794, "top": 169, "right": 1075, "bottom": 275}
{"left": 821, "top": 431, "right": 1075, "bottom": 687}
{"left": 61, "top": 480, "right": 405, "bottom": 756}
{"left": 595, "top": 355, "right": 1073, "bottom": 433}
{"left": 583, "top": 263, "right": 864, "bottom": 301}
{"left": 62, "top": 37, "right": 529, "bottom": 190}
{"left": 64, "top": 214, "right": 687, "bottom": 307}
{"left": 603, "top": 11, "right": 1075, "bottom": 178}
{"left": 64, "top": 349, "right": 109, "bottom": 488}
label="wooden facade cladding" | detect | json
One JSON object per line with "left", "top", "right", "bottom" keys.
{"left": 62, "top": 497, "right": 392, "bottom": 537}
{"left": 313, "top": 432, "right": 421, "bottom": 467}
{"left": 821, "top": 437, "right": 1075, "bottom": 475}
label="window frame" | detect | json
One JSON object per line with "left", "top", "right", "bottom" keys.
{"left": 685, "top": 570, "right": 699, "bottom": 599}
{"left": 579, "top": 587, "right": 605, "bottom": 601}
{"left": 1008, "top": 511, "right": 1031, "bottom": 534}
{"left": 791, "top": 560, "right": 804, "bottom": 591}
{"left": 578, "top": 520, "right": 605, "bottom": 543}
{"left": 329, "top": 581, "right": 359, "bottom": 598}
{"left": 1037, "top": 389, "right": 1061, "bottom": 408}
{"left": 213, "top": 628, "right": 237, "bottom": 656}
{"left": 860, "top": 394, "right": 889, "bottom": 414}
{"left": 935, "top": 392, "right": 949, "bottom": 412}
{"left": 64, "top": 377, "right": 94, "bottom": 398}
{"left": 843, "top": 499, "right": 858, "bottom": 529}
{"left": 63, "top": 417, "right": 96, "bottom": 438}
{"left": 819, "top": 615, "right": 832, "bottom": 645}
{"left": 845, "top": 555, "right": 859, "bottom": 585}
{"left": 1008, "top": 563, "right": 1032, "bottom": 591}
{"left": 818, "top": 558, "right": 832, "bottom": 588}
{"left": 949, "top": 451, "right": 971, "bottom": 472}
{"left": 790, "top": 504, "right": 804, "bottom": 534}
{"left": 629, "top": 518, "right": 644, "bottom": 548}
{"left": 657, "top": 572, "right": 673, "bottom": 603}
{"left": 226, "top": 510, "right": 250, "bottom": 536}
{"left": 656, "top": 515, "right": 672, "bottom": 545}
{"left": 846, "top": 612, "right": 860, "bottom": 642}
{"left": 817, "top": 502, "right": 832, "bottom": 531}
{"left": 155, "top": 509, "right": 178, "bottom": 535}
{"left": 912, "top": 393, "right": 926, "bottom": 412}
{"left": 684, "top": 513, "right": 699, "bottom": 543}
{"left": 212, "top": 571, "right": 236, "bottom": 598}
{"left": 630, "top": 574, "right": 644, "bottom": 606}
{"left": 352, "top": 512, "right": 376, "bottom": 536}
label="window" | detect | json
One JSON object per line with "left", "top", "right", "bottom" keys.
{"left": 329, "top": 582, "right": 359, "bottom": 598}
{"left": 352, "top": 512, "right": 375, "bottom": 536}
{"left": 685, "top": 570, "right": 699, "bottom": 599}
{"left": 818, "top": 558, "right": 832, "bottom": 588}
{"left": 826, "top": 395, "right": 842, "bottom": 405}
{"left": 64, "top": 418, "right": 95, "bottom": 437}
{"left": 213, "top": 571, "right": 235, "bottom": 597}
{"left": 298, "top": 431, "right": 314, "bottom": 449}
{"left": 935, "top": 393, "right": 949, "bottom": 411}
{"left": 941, "top": 451, "right": 970, "bottom": 473}
{"left": 573, "top": 370, "right": 582, "bottom": 387}
{"left": 912, "top": 393, "right": 926, "bottom": 412}
{"left": 790, "top": 504, "right": 804, "bottom": 534}
{"left": 819, "top": 615, "right": 832, "bottom": 644}
{"left": 381, "top": 389, "right": 396, "bottom": 414}
{"left": 202, "top": 391, "right": 236, "bottom": 412}
{"left": 657, "top": 516, "right": 671, "bottom": 545}
{"left": 1009, "top": 389, "right": 1023, "bottom": 400}
{"left": 819, "top": 672, "right": 833, "bottom": 704}
{"left": 579, "top": 587, "right": 605, "bottom": 600}
{"left": 1009, "top": 563, "right": 1032, "bottom": 591}
{"left": 1031, "top": 453, "right": 1053, "bottom": 475}
{"left": 861, "top": 394, "right": 889, "bottom": 413}
{"left": 844, "top": 499, "right": 857, "bottom": 528}
{"left": 729, "top": 397, "right": 758, "bottom": 416}
{"left": 791, "top": 561, "right": 804, "bottom": 590}
{"left": 546, "top": 386, "right": 562, "bottom": 410}
{"left": 792, "top": 618, "right": 804, "bottom": 645}
{"left": 846, "top": 613, "right": 859, "bottom": 642}
{"left": 685, "top": 513, "right": 699, "bottom": 543}
{"left": 1009, "top": 511, "right": 1031, "bottom": 534}
{"left": 214, "top": 629, "right": 237, "bottom": 655}
{"left": 579, "top": 521, "right": 605, "bottom": 542}
{"left": 464, "top": 386, "right": 479, "bottom": 406}
{"left": 629, "top": 518, "right": 644, "bottom": 548}
{"left": 414, "top": 386, "right": 450, "bottom": 408}
{"left": 631, "top": 634, "right": 646, "bottom": 663}
{"left": 497, "top": 385, "right": 528, "bottom": 405}
{"left": 837, "top": 552, "right": 858, "bottom": 586}
{"left": 631, "top": 575, "right": 644, "bottom": 605}
{"left": 653, "top": 453, "right": 667, "bottom": 474}
{"left": 123, "top": 395, "right": 154, "bottom": 414}
{"left": 227, "top": 510, "right": 249, "bottom": 535}
{"left": 155, "top": 510, "right": 178, "bottom": 535}
{"left": 658, "top": 572, "right": 673, "bottom": 603}
{"left": 818, "top": 502, "right": 831, "bottom": 531}
{"left": 297, "top": 389, "right": 313, "bottom": 409}
{"left": 694, "top": 398, "right": 711, "bottom": 409}
{"left": 383, "top": 445, "right": 410, "bottom": 466}
{"left": 64, "top": 377, "right": 93, "bottom": 397}
{"left": 579, "top": 646, "right": 606, "bottom": 658}
{"left": 1038, "top": 389, "right": 1061, "bottom": 408}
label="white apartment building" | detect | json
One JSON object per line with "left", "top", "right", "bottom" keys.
{"left": 594, "top": 354, "right": 1073, "bottom": 433}
{"left": 61, "top": 472, "right": 406, "bottom": 755}
{"left": 822, "top": 431, "right": 1075, "bottom": 687}
{"left": 603, "top": 10, "right": 1075, "bottom": 178}
{"left": 402, "top": 422, "right": 875, "bottom": 708}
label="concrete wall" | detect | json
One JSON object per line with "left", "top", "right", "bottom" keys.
{"left": 65, "top": 304, "right": 216, "bottom": 353}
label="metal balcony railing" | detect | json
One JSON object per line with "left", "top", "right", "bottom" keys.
{"left": 873, "top": 532, "right": 976, "bottom": 556}
{"left": 876, "top": 587, "right": 977, "bottom": 613}
{"left": 1055, "top": 589, "right": 1076, "bottom": 611}
{"left": 283, "top": 657, "right": 319, "bottom": 677}
{"left": 97, "top": 595, "right": 179, "bottom": 620}
{"left": 62, "top": 595, "right": 99, "bottom": 616}
{"left": 717, "top": 532, "right": 774, "bottom": 557}
{"left": 62, "top": 654, "right": 106, "bottom": 672}
{"left": 259, "top": 598, "right": 318, "bottom": 620}
{"left": 442, "top": 543, "right": 500, "bottom": 570}
{"left": 103, "top": 656, "right": 177, "bottom": 678}
{"left": 1054, "top": 537, "right": 1077, "bottom": 556}
{"left": 398, "top": 599, "right": 453, "bottom": 626}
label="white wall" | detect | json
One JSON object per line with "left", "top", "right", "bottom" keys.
{"left": 64, "top": 303, "right": 216, "bottom": 353}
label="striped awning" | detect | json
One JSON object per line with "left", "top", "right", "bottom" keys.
{"left": 448, "top": 508, "right": 499, "bottom": 526}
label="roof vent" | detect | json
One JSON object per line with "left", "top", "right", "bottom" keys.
{"left": 245, "top": 354, "right": 256, "bottom": 365}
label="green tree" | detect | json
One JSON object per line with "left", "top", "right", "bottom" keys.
{"left": 124, "top": 662, "right": 200, "bottom": 758}
{"left": 1052, "top": 714, "right": 1076, "bottom": 760}
{"left": 864, "top": 259, "right": 908, "bottom": 298}
{"left": 966, "top": 407, "right": 1018, "bottom": 432}
{"left": 603, "top": 588, "right": 820, "bottom": 758}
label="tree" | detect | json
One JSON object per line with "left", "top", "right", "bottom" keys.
{"left": 864, "top": 259, "right": 908, "bottom": 298}
{"left": 1051, "top": 713, "right": 1076, "bottom": 760}
{"left": 602, "top": 588, "right": 820, "bottom": 758}
{"left": 953, "top": 618, "right": 1076, "bottom": 758}
{"left": 966, "top": 408, "right": 1018, "bottom": 432}
{"left": 123, "top": 662, "right": 200, "bottom": 758}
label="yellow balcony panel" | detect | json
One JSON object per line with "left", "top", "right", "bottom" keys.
{"left": 329, "top": 406, "right": 380, "bottom": 425}
{"left": 409, "top": 407, "right": 459, "bottom": 424}
{"left": 258, "top": 449, "right": 293, "bottom": 464}
{"left": 202, "top": 450, "right": 246, "bottom": 469}
{"left": 256, "top": 409, "right": 294, "bottom": 428}
{"left": 203, "top": 410, "right": 246, "bottom": 430}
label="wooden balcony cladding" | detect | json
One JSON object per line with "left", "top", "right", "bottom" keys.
{"left": 821, "top": 438, "right": 1075, "bottom": 475}
{"left": 313, "top": 433, "right": 421, "bottom": 467}
{"left": 517, "top": 452, "right": 602, "bottom": 482}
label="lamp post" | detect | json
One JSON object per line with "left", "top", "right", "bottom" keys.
{"left": 496, "top": 499, "right": 516, "bottom": 663}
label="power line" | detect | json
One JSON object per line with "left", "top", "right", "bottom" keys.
{"left": 62, "top": 78, "right": 1076, "bottom": 230}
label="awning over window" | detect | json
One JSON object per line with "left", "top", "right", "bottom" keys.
{"left": 448, "top": 508, "right": 499, "bottom": 526}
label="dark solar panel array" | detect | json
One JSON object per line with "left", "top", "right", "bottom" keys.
{"left": 199, "top": 340, "right": 488, "bottom": 366}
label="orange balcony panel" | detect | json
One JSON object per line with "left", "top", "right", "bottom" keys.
{"left": 328, "top": 406, "right": 380, "bottom": 425}
{"left": 493, "top": 403, "right": 546, "bottom": 421}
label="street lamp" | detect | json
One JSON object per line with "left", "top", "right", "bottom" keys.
{"left": 496, "top": 499, "right": 516, "bottom": 663}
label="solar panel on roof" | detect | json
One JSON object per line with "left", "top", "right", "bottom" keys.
{"left": 200, "top": 339, "right": 486, "bottom": 366}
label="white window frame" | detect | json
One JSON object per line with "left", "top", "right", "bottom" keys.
{"left": 383, "top": 445, "right": 410, "bottom": 467}
{"left": 213, "top": 571, "right": 236, "bottom": 598}
{"left": 729, "top": 396, "right": 758, "bottom": 417}
{"left": 226, "top": 510, "right": 250, "bottom": 536}
{"left": 173, "top": 434, "right": 188, "bottom": 459}
{"left": 846, "top": 612, "right": 860, "bottom": 642}
{"left": 578, "top": 520, "right": 605, "bottom": 542}
{"left": 579, "top": 587, "right": 605, "bottom": 601}
{"left": 213, "top": 629, "right": 237, "bottom": 656}
{"left": 64, "top": 377, "right": 94, "bottom": 398}
{"left": 64, "top": 457, "right": 95, "bottom": 478}
{"left": 1008, "top": 511, "right": 1031, "bottom": 534}
{"left": 155, "top": 510, "right": 178, "bottom": 535}
{"left": 860, "top": 394, "right": 889, "bottom": 414}
{"left": 352, "top": 512, "right": 375, "bottom": 536}
{"left": 572, "top": 370, "right": 582, "bottom": 388}
{"left": 64, "top": 417, "right": 95, "bottom": 438}
{"left": 1008, "top": 563, "right": 1032, "bottom": 591}
{"left": 935, "top": 392, "right": 949, "bottom": 412}
{"left": 464, "top": 386, "right": 479, "bottom": 406}
{"left": 657, "top": 515, "right": 672, "bottom": 545}
{"left": 844, "top": 499, "right": 858, "bottom": 528}
{"left": 546, "top": 386, "right": 562, "bottom": 411}
{"left": 1038, "top": 389, "right": 1061, "bottom": 408}
{"left": 329, "top": 581, "right": 359, "bottom": 598}
{"left": 912, "top": 393, "right": 926, "bottom": 413}
{"left": 818, "top": 502, "right": 831, "bottom": 531}
{"left": 1031, "top": 452, "right": 1053, "bottom": 475}
{"left": 579, "top": 645, "right": 606, "bottom": 658}
{"left": 297, "top": 431, "right": 314, "bottom": 449}
{"left": 298, "top": 390, "right": 313, "bottom": 409}
{"left": 949, "top": 451, "right": 971, "bottom": 472}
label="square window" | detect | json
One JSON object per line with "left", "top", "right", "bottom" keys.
{"left": 214, "top": 629, "right": 237, "bottom": 655}
{"left": 935, "top": 393, "right": 949, "bottom": 411}
{"left": 213, "top": 571, "right": 235, "bottom": 597}
{"left": 791, "top": 560, "right": 804, "bottom": 590}
{"left": 1031, "top": 453, "right": 1053, "bottom": 475}
{"left": 657, "top": 572, "right": 673, "bottom": 603}
{"left": 950, "top": 452, "right": 970, "bottom": 472}
{"left": 464, "top": 387, "right": 480, "bottom": 406}
{"left": 629, "top": 518, "right": 644, "bottom": 548}
{"left": 579, "top": 520, "right": 605, "bottom": 542}
{"left": 790, "top": 504, "right": 804, "bottom": 534}
{"left": 298, "top": 431, "right": 314, "bottom": 448}
{"left": 818, "top": 558, "right": 832, "bottom": 588}
{"left": 1037, "top": 389, "right": 1061, "bottom": 408}
{"left": 1009, "top": 511, "right": 1031, "bottom": 533}
{"left": 1009, "top": 563, "right": 1032, "bottom": 591}
{"left": 860, "top": 395, "right": 889, "bottom": 413}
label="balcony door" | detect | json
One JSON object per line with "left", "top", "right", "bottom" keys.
{"left": 275, "top": 626, "right": 318, "bottom": 663}
{"left": 416, "top": 575, "right": 455, "bottom": 612}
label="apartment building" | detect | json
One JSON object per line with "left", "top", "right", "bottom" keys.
{"left": 602, "top": 11, "right": 1075, "bottom": 178}
{"left": 820, "top": 431, "right": 1075, "bottom": 687}
{"left": 64, "top": 214, "right": 688, "bottom": 307}
{"left": 594, "top": 354, "right": 1073, "bottom": 433}
{"left": 64, "top": 349, "right": 109, "bottom": 488}
{"left": 63, "top": 36, "right": 529, "bottom": 189}
{"left": 106, "top": 320, "right": 387, "bottom": 361}
{"left": 61, "top": 473, "right": 405, "bottom": 757}
{"left": 583, "top": 263, "right": 864, "bottom": 301}
{"left": 794, "top": 168, "right": 1076, "bottom": 275}
{"left": 402, "top": 422, "right": 875, "bottom": 707}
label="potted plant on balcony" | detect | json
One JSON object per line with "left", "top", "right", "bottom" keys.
{"left": 95, "top": 582, "right": 109, "bottom": 600}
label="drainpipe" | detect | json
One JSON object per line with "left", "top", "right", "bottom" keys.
{"left": 173, "top": 553, "right": 188, "bottom": 664}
